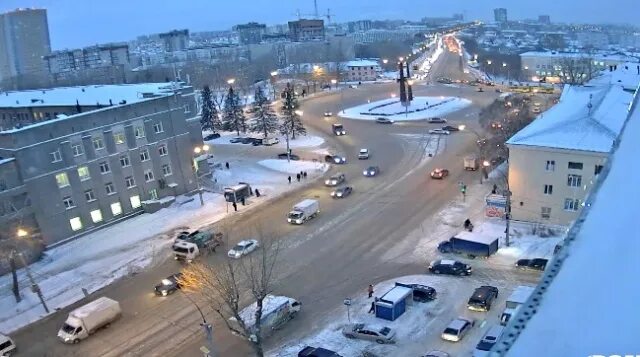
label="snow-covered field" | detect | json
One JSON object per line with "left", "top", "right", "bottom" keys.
{"left": 339, "top": 96, "right": 471, "bottom": 121}
{"left": 0, "top": 159, "right": 329, "bottom": 334}
{"left": 204, "top": 131, "right": 325, "bottom": 149}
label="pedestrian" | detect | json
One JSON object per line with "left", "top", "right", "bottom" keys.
{"left": 367, "top": 284, "right": 374, "bottom": 298}
{"left": 492, "top": 184, "right": 498, "bottom": 194}
{"left": 288, "top": 176, "right": 292, "bottom": 184}
{"left": 225, "top": 162, "right": 230, "bottom": 170}
{"left": 255, "top": 189, "right": 261, "bottom": 197}
{"left": 300, "top": 170, "right": 304, "bottom": 178}
{"left": 368, "top": 301, "right": 375, "bottom": 314}
{"left": 241, "top": 197, "right": 246, "bottom": 206}
{"left": 296, "top": 173, "right": 301, "bottom": 182}
{"left": 303, "top": 171, "right": 307, "bottom": 179}
{"left": 232, "top": 202, "right": 237, "bottom": 211}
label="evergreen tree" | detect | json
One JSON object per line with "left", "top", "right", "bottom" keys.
{"left": 279, "top": 83, "right": 306, "bottom": 139}
{"left": 222, "top": 86, "right": 247, "bottom": 135}
{"left": 249, "top": 86, "right": 279, "bottom": 138}
{"left": 200, "top": 85, "right": 221, "bottom": 133}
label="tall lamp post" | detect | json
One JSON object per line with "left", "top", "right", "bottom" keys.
{"left": 180, "top": 290, "right": 215, "bottom": 357}
{"left": 270, "top": 71, "right": 278, "bottom": 101}
{"left": 193, "top": 144, "right": 210, "bottom": 206}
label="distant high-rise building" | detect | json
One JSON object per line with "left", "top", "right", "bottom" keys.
{"left": 494, "top": 8, "right": 508, "bottom": 23}
{"left": 453, "top": 13, "right": 464, "bottom": 21}
{"left": 234, "top": 22, "right": 266, "bottom": 45}
{"left": 158, "top": 29, "right": 189, "bottom": 52}
{"left": 347, "top": 20, "right": 372, "bottom": 33}
{"left": 538, "top": 15, "right": 551, "bottom": 24}
{"left": 43, "top": 43, "right": 131, "bottom": 85}
{"left": 288, "top": 19, "right": 325, "bottom": 42}
{"left": 0, "top": 8, "right": 51, "bottom": 82}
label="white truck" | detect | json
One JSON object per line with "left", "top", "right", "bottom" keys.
{"left": 57, "top": 297, "right": 122, "bottom": 344}
{"left": 172, "top": 231, "right": 223, "bottom": 262}
{"left": 500, "top": 285, "right": 535, "bottom": 326}
{"left": 464, "top": 156, "right": 479, "bottom": 171}
{"left": 230, "top": 295, "right": 301, "bottom": 340}
{"left": 287, "top": 199, "right": 319, "bottom": 225}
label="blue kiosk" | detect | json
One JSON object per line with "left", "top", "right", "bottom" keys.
{"left": 374, "top": 284, "right": 413, "bottom": 321}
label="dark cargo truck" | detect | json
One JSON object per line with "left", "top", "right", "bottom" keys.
{"left": 438, "top": 231, "right": 499, "bottom": 258}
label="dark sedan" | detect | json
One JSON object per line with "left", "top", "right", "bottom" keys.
{"left": 441, "top": 125, "right": 460, "bottom": 132}
{"left": 154, "top": 273, "right": 182, "bottom": 296}
{"left": 516, "top": 258, "right": 548, "bottom": 272}
{"left": 277, "top": 153, "right": 300, "bottom": 160}
{"left": 430, "top": 168, "right": 449, "bottom": 179}
{"left": 331, "top": 186, "right": 353, "bottom": 198}
{"left": 203, "top": 133, "right": 221, "bottom": 141}
{"left": 363, "top": 166, "right": 380, "bottom": 177}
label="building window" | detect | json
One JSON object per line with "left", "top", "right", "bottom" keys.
{"left": 144, "top": 170, "right": 155, "bottom": 182}
{"left": 125, "top": 176, "right": 136, "bottom": 188}
{"left": 106, "top": 182, "right": 116, "bottom": 195}
{"left": 544, "top": 184, "right": 553, "bottom": 195}
{"left": 56, "top": 172, "right": 70, "bottom": 188}
{"left": 120, "top": 155, "right": 130, "bottom": 167}
{"left": 153, "top": 122, "right": 164, "bottom": 134}
{"left": 564, "top": 198, "right": 581, "bottom": 211}
{"left": 568, "top": 162, "right": 583, "bottom": 170}
{"left": 90, "top": 209, "right": 103, "bottom": 223}
{"left": 72, "top": 144, "right": 84, "bottom": 157}
{"left": 140, "top": 149, "right": 150, "bottom": 162}
{"left": 541, "top": 207, "right": 551, "bottom": 219}
{"left": 69, "top": 217, "right": 83, "bottom": 231}
{"left": 594, "top": 165, "right": 603, "bottom": 175}
{"left": 149, "top": 188, "right": 159, "bottom": 200}
{"left": 114, "top": 132, "right": 126, "bottom": 145}
{"left": 545, "top": 160, "right": 555, "bottom": 171}
{"left": 62, "top": 196, "right": 75, "bottom": 209}
{"left": 85, "top": 189, "right": 96, "bottom": 202}
{"left": 134, "top": 126, "right": 145, "bottom": 138}
{"left": 567, "top": 174, "right": 582, "bottom": 187}
{"left": 93, "top": 137, "right": 104, "bottom": 150}
{"left": 158, "top": 144, "right": 168, "bottom": 156}
{"left": 99, "top": 161, "right": 110, "bottom": 174}
{"left": 130, "top": 195, "right": 141, "bottom": 209}
{"left": 184, "top": 104, "right": 191, "bottom": 113}
{"left": 78, "top": 166, "right": 91, "bottom": 181}
{"left": 51, "top": 150, "right": 62, "bottom": 163}
{"left": 162, "top": 164, "right": 172, "bottom": 176}
{"left": 111, "top": 201, "right": 123, "bottom": 216}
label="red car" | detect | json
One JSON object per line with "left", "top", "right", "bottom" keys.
{"left": 430, "top": 168, "right": 449, "bottom": 179}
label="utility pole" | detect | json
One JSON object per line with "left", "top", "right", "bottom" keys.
{"left": 182, "top": 291, "right": 215, "bottom": 357}
{"left": 18, "top": 253, "right": 49, "bottom": 313}
{"left": 505, "top": 189, "right": 512, "bottom": 247}
{"left": 9, "top": 251, "right": 21, "bottom": 303}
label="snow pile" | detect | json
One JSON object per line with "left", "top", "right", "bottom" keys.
{"left": 204, "top": 131, "right": 325, "bottom": 148}
{"left": 339, "top": 96, "right": 471, "bottom": 121}
{"left": 258, "top": 159, "right": 328, "bottom": 175}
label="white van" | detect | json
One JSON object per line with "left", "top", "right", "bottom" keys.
{"left": 0, "top": 333, "right": 16, "bottom": 356}
{"left": 262, "top": 137, "right": 280, "bottom": 146}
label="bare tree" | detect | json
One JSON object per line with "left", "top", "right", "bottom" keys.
{"left": 179, "top": 230, "right": 282, "bottom": 357}
{"left": 557, "top": 56, "right": 595, "bottom": 85}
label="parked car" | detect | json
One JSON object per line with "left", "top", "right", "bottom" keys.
{"left": 358, "top": 148, "right": 370, "bottom": 159}
{"left": 262, "top": 137, "right": 280, "bottom": 146}
{"left": 467, "top": 286, "right": 499, "bottom": 312}
{"left": 154, "top": 273, "right": 182, "bottom": 296}
{"left": 428, "top": 259, "right": 472, "bottom": 276}
{"left": 229, "top": 137, "right": 245, "bottom": 143}
{"left": 430, "top": 168, "right": 449, "bottom": 179}
{"left": 331, "top": 186, "right": 353, "bottom": 198}
{"left": 252, "top": 139, "right": 263, "bottom": 146}
{"left": 298, "top": 346, "right": 342, "bottom": 357}
{"left": 324, "top": 111, "right": 333, "bottom": 117}
{"left": 429, "top": 129, "right": 450, "bottom": 135}
{"left": 376, "top": 117, "right": 394, "bottom": 124}
{"left": 325, "top": 173, "right": 346, "bottom": 187}
{"left": 441, "top": 317, "right": 475, "bottom": 342}
{"left": 363, "top": 166, "right": 380, "bottom": 177}
{"left": 515, "top": 258, "right": 548, "bottom": 272}
{"left": 342, "top": 323, "right": 395, "bottom": 344}
{"left": 427, "top": 117, "right": 447, "bottom": 123}
{"left": 240, "top": 137, "right": 257, "bottom": 144}
{"left": 442, "top": 125, "right": 460, "bottom": 132}
{"left": 277, "top": 153, "right": 300, "bottom": 160}
{"left": 422, "top": 351, "right": 449, "bottom": 357}
{"left": 0, "top": 334, "right": 16, "bottom": 356}
{"left": 227, "top": 239, "right": 259, "bottom": 259}
{"left": 203, "top": 133, "right": 221, "bottom": 141}
{"left": 409, "top": 284, "right": 437, "bottom": 302}
{"left": 474, "top": 325, "right": 505, "bottom": 356}
{"left": 348, "top": 84, "right": 358, "bottom": 89}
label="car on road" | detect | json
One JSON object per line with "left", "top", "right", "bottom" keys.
{"left": 422, "top": 351, "right": 450, "bottom": 357}
{"left": 358, "top": 148, "right": 370, "bottom": 159}
{"left": 348, "top": 84, "right": 358, "bottom": 89}
{"left": 325, "top": 173, "right": 346, "bottom": 186}
{"left": 227, "top": 239, "right": 259, "bottom": 259}
{"left": 298, "top": 346, "right": 342, "bottom": 357}
{"left": 277, "top": 153, "right": 300, "bottom": 160}
{"left": 324, "top": 154, "right": 347, "bottom": 164}
{"left": 324, "top": 111, "right": 333, "bottom": 117}
{"left": 154, "top": 273, "right": 182, "bottom": 296}
{"left": 532, "top": 107, "right": 541, "bottom": 114}
{"left": 229, "top": 137, "right": 245, "bottom": 143}
{"left": 516, "top": 258, "right": 548, "bottom": 272}
{"left": 430, "top": 168, "right": 449, "bottom": 179}
{"left": 203, "top": 133, "right": 221, "bottom": 141}
{"left": 467, "top": 286, "right": 499, "bottom": 312}
{"left": 441, "top": 125, "right": 460, "bottom": 132}
{"left": 342, "top": 323, "right": 396, "bottom": 344}
{"left": 331, "top": 186, "right": 353, "bottom": 198}
{"left": 375, "top": 117, "right": 394, "bottom": 124}
{"left": 363, "top": 166, "right": 380, "bottom": 177}
{"left": 332, "top": 123, "right": 346, "bottom": 136}
{"left": 429, "top": 259, "right": 472, "bottom": 276}
{"left": 473, "top": 325, "right": 505, "bottom": 356}
{"left": 0, "top": 334, "right": 16, "bottom": 356}
{"left": 427, "top": 117, "right": 447, "bottom": 123}
{"left": 441, "top": 317, "right": 475, "bottom": 342}
{"left": 429, "top": 128, "right": 450, "bottom": 135}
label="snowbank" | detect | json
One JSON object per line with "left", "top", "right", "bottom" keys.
{"left": 339, "top": 96, "right": 471, "bottom": 122}
{"left": 204, "top": 131, "right": 324, "bottom": 148}
{"left": 258, "top": 159, "right": 328, "bottom": 175}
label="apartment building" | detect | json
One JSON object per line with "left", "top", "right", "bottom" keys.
{"left": 344, "top": 60, "right": 380, "bottom": 82}
{"left": 0, "top": 83, "right": 204, "bottom": 244}
{"left": 288, "top": 19, "right": 325, "bottom": 42}
{"left": 520, "top": 51, "right": 637, "bottom": 82}
{"left": 506, "top": 84, "right": 634, "bottom": 226}
{"left": 159, "top": 29, "right": 190, "bottom": 52}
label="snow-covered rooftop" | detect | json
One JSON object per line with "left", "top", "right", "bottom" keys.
{"left": 506, "top": 84, "right": 633, "bottom": 153}
{"left": 345, "top": 59, "right": 379, "bottom": 68}
{"left": 379, "top": 286, "right": 412, "bottom": 304}
{"left": 589, "top": 62, "right": 640, "bottom": 91}
{"left": 454, "top": 230, "right": 499, "bottom": 245}
{"left": 0, "top": 83, "right": 183, "bottom": 108}
{"left": 503, "top": 86, "right": 640, "bottom": 357}
{"left": 237, "top": 295, "right": 293, "bottom": 327}
{"left": 520, "top": 51, "right": 637, "bottom": 62}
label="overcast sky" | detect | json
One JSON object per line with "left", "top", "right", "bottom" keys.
{"left": 2, "top": 0, "right": 639, "bottom": 49}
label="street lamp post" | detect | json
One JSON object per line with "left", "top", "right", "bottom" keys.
{"left": 193, "top": 144, "right": 210, "bottom": 206}
{"left": 270, "top": 71, "right": 278, "bottom": 101}
{"left": 180, "top": 290, "right": 215, "bottom": 357}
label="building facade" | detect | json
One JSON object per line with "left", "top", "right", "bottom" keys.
{"left": 288, "top": 19, "right": 325, "bottom": 42}
{"left": 0, "top": 83, "right": 204, "bottom": 245}
{"left": 520, "top": 51, "right": 637, "bottom": 82}
{"left": 0, "top": 8, "right": 51, "bottom": 82}
{"left": 344, "top": 60, "right": 380, "bottom": 82}
{"left": 494, "top": 8, "right": 508, "bottom": 23}
{"left": 43, "top": 43, "right": 131, "bottom": 85}
{"left": 234, "top": 22, "right": 266, "bottom": 45}
{"left": 159, "top": 29, "right": 189, "bottom": 52}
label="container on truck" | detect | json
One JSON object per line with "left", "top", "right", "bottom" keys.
{"left": 230, "top": 295, "right": 301, "bottom": 340}
{"left": 57, "top": 297, "right": 122, "bottom": 344}
{"left": 173, "top": 230, "right": 223, "bottom": 262}
{"left": 437, "top": 231, "right": 499, "bottom": 258}
{"left": 464, "top": 156, "right": 479, "bottom": 171}
{"left": 500, "top": 285, "right": 535, "bottom": 325}
{"left": 287, "top": 199, "right": 319, "bottom": 224}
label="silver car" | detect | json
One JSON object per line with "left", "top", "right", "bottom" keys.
{"left": 324, "top": 173, "right": 345, "bottom": 187}
{"left": 342, "top": 323, "right": 395, "bottom": 344}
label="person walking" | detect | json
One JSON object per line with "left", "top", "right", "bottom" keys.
{"left": 303, "top": 171, "right": 307, "bottom": 179}
{"left": 232, "top": 202, "right": 237, "bottom": 211}
{"left": 368, "top": 301, "right": 376, "bottom": 314}
{"left": 255, "top": 189, "right": 261, "bottom": 197}
{"left": 296, "top": 173, "right": 301, "bottom": 182}
{"left": 225, "top": 162, "right": 230, "bottom": 170}
{"left": 367, "top": 284, "right": 374, "bottom": 298}
{"left": 288, "top": 176, "right": 292, "bottom": 184}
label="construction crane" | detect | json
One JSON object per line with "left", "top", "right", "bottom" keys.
{"left": 294, "top": 0, "right": 333, "bottom": 24}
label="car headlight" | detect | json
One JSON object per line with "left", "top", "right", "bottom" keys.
{"left": 162, "top": 290, "right": 168, "bottom": 296}
{"left": 363, "top": 170, "right": 368, "bottom": 175}
{"left": 325, "top": 180, "right": 330, "bottom": 184}
{"left": 337, "top": 193, "right": 343, "bottom": 197}
{"left": 331, "top": 192, "right": 335, "bottom": 196}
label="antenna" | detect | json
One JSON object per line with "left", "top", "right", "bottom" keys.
{"left": 314, "top": 0, "right": 319, "bottom": 18}
{"left": 326, "top": 8, "right": 332, "bottom": 24}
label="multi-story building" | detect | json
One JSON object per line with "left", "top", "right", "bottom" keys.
{"left": 349, "top": 29, "right": 415, "bottom": 44}
{"left": 506, "top": 83, "right": 635, "bottom": 226}
{"left": 494, "top": 8, "right": 508, "bottom": 23}
{"left": 538, "top": 15, "right": 551, "bottom": 25}
{"left": 0, "top": 83, "right": 204, "bottom": 245}
{"left": 43, "top": 43, "right": 130, "bottom": 84}
{"left": 0, "top": 8, "right": 51, "bottom": 82}
{"left": 520, "top": 51, "right": 638, "bottom": 82}
{"left": 159, "top": 29, "right": 189, "bottom": 52}
{"left": 347, "top": 20, "right": 372, "bottom": 33}
{"left": 234, "top": 22, "right": 266, "bottom": 45}
{"left": 344, "top": 60, "right": 380, "bottom": 82}
{"left": 288, "top": 19, "right": 325, "bottom": 42}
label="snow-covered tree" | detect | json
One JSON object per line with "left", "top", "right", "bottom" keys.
{"left": 280, "top": 83, "right": 306, "bottom": 139}
{"left": 200, "top": 85, "right": 222, "bottom": 133}
{"left": 222, "top": 86, "right": 247, "bottom": 135}
{"left": 249, "top": 86, "right": 279, "bottom": 138}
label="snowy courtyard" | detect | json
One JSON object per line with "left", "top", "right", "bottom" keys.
{"left": 338, "top": 96, "right": 471, "bottom": 121}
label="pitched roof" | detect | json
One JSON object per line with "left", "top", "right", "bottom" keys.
{"left": 506, "top": 84, "right": 633, "bottom": 153}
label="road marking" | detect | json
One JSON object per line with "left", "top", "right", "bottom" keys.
{"left": 479, "top": 319, "right": 487, "bottom": 328}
